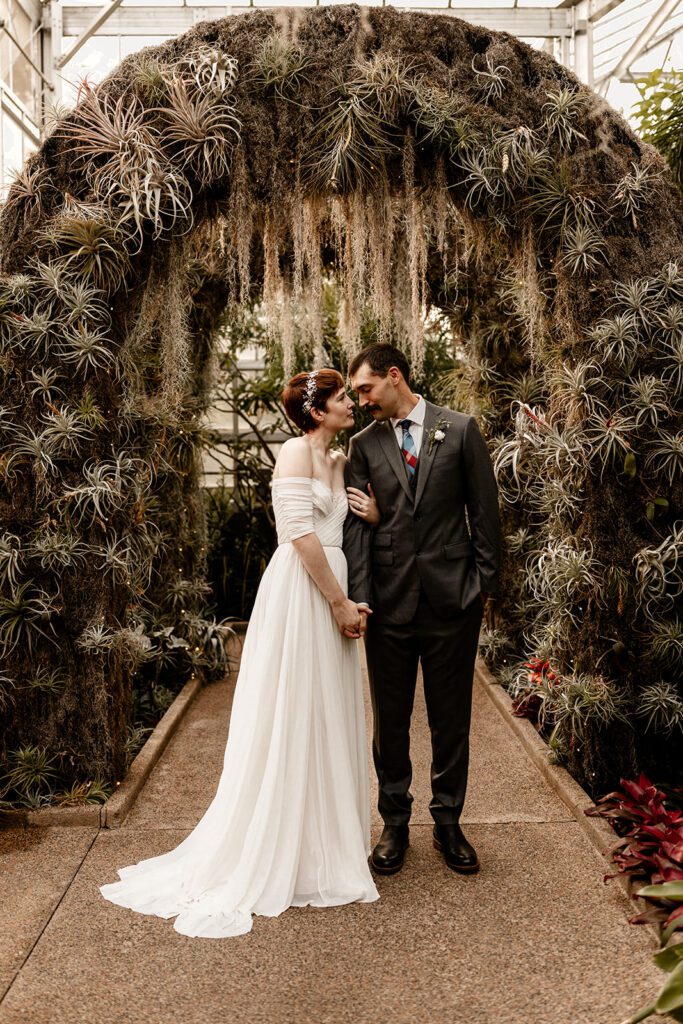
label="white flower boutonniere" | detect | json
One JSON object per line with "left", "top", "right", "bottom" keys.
{"left": 427, "top": 418, "right": 450, "bottom": 455}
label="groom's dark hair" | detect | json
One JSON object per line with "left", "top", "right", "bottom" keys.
{"left": 348, "top": 344, "right": 411, "bottom": 387}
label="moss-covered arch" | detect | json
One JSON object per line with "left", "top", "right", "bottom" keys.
{"left": 0, "top": 5, "right": 681, "bottom": 803}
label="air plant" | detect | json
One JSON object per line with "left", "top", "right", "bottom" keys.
{"left": 49, "top": 453, "right": 149, "bottom": 527}
{"left": 0, "top": 745, "right": 61, "bottom": 807}
{"left": 528, "top": 537, "right": 604, "bottom": 621}
{"left": 648, "top": 617, "right": 683, "bottom": 670}
{"left": 633, "top": 523, "right": 683, "bottom": 619}
{"left": 94, "top": 536, "right": 134, "bottom": 585}
{"left": 524, "top": 164, "right": 596, "bottom": 236}
{"left": 41, "top": 404, "right": 96, "bottom": 454}
{"left": 61, "top": 281, "right": 112, "bottom": 329}
{"left": 75, "top": 386, "right": 107, "bottom": 429}
{"left": 653, "top": 261, "right": 683, "bottom": 305}
{"left": 0, "top": 424, "right": 60, "bottom": 480}
{"left": 542, "top": 672, "right": 631, "bottom": 742}
{"left": 57, "top": 89, "right": 157, "bottom": 187}
{"left": 101, "top": 156, "right": 194, "bottom": 249}
{"left": 636, "top": 681, "right": 683, "bottom": 736}
{"left": 21, "top": 666, "right": 68, "bottom": 695}
{"left": 164, "top": 576, "right": 213, "bottom": 612}
{"left": 471, "top": 53, "right": 512, "bottom": 104}
{"left": 111, "top": 624, "right": 154, "bottom": 668}
{"left": 26, "top": 528, "right": 90, "bottom": 571}
{"left": 547, "top": 358, "right": 609, "bottom": 420}
{"left": 408, "top": 82, "right": 470, "bottom": 148}
{"left": 644, "top": 432, "right": 683, "bottom": 487}
{"left": 581, "top": 412, "right": 636, "bottom": 479}
{"left": 660, "top": 337, "right": 683, "bottom": 395}
{"left": 0, "top": 582, "right": 59, "bottom": 656}
{"left": 45, "top": 215, "right": 131, "bottom": 294}
{"left": 57, "top": 322, "right": 119, "bottom": 377}
{"left": 478, "top": 625, "right": 513, "bottom": 664}
{"left": 0, "top": 672, "right": 17, "bottom": 713}
{"left": 158, "top": 77, "right": 241, "bottom": 187}
{"left": 130, "top": 54, "right": 172, "bottom": 105}
{"left": 611, "top": 162, "right": 658, "bottom": 228}
{"left": 177, "top": 46, "right": 239, "bottom": 95}
{"left": 29, "top": 367, "right": 66, "bottom": 403}
{"left": 16, "top": 307, "right": 59, "bottom": 359}
{"left": 587, "top": 312, "right": 643, "bottom": 372}
{"left": 351, "top": 53, "right": 419, "bottom": 123}
{"left": 492, "top": 126, "right": 549, "bottom": 189}
{"left": 625, "top": 374, "right": 672, "bottom": 430}
{"left": 559, "top": 222, "right": 606, "bottom": 274}
{"left": 303, "top": 75, "right": 399, "bottom": 192}
{"left": 75, "top": 622, "right": 116, "bottom": 653}
{"left": 656, "top": 303, "right": 683, "bottom": 345}
{"left": 2, "top": 161, "right": 56, "bottom": 227}
{"left": 610, "top": 277, "right": 660, "bottom": 322}
{"left": 541, "top": 87, "right": 588, "bottom": 151}
{"left": 252, "top": 33, "right": 312, "bottom": 99}
{"left": 458, "top": 147, "right": 504, "bottom": 211}
{"left": 0, "top": 532, "right": 22, "bottom": 589}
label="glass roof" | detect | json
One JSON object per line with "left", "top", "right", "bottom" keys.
{"left": 56, "top": 0, "right": 683, "bottom": 124}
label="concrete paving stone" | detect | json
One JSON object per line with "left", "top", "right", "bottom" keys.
{"left": 0, "top": 822, "right": 661, "bottom": 1024}
{"left": 126, "top": 654, "right": 571, "bottom": 832}
{"left": 0, "top": 827, "right": 98, "bottom": 999}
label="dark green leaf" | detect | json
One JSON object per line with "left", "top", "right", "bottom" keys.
{"left": 654, "top": 943, "right": 683, "bottom": 972}
{"left": 655, "top": 960, "right": 683, "bottom": 1013}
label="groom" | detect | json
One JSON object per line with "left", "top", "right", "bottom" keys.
{"left": 343, "top": 343, "right": 501, "bottom": 876}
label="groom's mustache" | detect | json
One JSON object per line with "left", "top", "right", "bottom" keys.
{"left": 366, "top": 405, "right": 382, "bottom": 414}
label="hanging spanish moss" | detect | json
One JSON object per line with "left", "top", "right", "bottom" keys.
{"left": 0, "top": 4, "right": 682, "bottom": 805}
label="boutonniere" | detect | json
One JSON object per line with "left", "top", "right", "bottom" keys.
{"left": 427, "top": 418, "right": 450, "bottom": 455}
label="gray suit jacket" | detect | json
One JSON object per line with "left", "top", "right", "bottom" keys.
{"left": 342, "top": 401, "right": 501, "bottom": 624}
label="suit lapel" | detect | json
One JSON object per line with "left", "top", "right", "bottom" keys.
{"left": 414, "top": 402, "right": 441, "bottom": 510}
{"left": 377, "top": 421, "right": 414, "bottom": 502}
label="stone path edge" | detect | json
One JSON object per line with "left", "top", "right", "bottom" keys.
{"left": 0, "top": 674, "right": 204, "bottom": 830}
{"left": 475, "top": 659, "right": 660, "bottom": 945}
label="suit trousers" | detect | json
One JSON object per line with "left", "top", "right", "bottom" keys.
{"left": 364, "top": 587, "right": 484, "bottom": 826}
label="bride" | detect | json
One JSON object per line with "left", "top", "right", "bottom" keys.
{"left": 99, "top": 368, "right": 381, "bottom": 937}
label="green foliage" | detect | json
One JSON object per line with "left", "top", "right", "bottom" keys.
{"left": 633, "top": 70, "right": 683, "bottom": 192}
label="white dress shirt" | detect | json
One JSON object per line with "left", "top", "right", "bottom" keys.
{"left": 390, "top": 395, "right": 426, "bottom": 456}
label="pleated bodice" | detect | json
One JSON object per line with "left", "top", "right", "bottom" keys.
{"left": 271, "top": 476, "right": 348, "bottom": 548}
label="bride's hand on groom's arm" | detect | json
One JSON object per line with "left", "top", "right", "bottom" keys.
{"left": 346, "top": 483, "right": 381, "bottom": 525}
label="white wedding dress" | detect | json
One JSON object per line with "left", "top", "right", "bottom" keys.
{"left": 99, "top": 475, "right": 379, "bottom": 937}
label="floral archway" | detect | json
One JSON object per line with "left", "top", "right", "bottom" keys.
{"left": 0, "top": 4, "right": 681, "bottom": 802}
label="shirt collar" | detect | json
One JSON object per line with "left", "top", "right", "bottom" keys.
{"left": 391, "top": 395, "right": 426, "bottom": 429}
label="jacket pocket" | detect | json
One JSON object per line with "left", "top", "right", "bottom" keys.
{"left": 372, "top": 531, "right": 392, "bottom": 548}
{"left": 372, "top": 531, "right": 393, "bottom": 565}
{"left": 443, "top": 540, "right": 473, "bottom": 560}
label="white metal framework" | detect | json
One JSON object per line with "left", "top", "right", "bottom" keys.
{"left": 0, "top": 1, "right": 681, "bottom": 189}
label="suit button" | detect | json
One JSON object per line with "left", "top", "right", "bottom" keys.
{"left": 415, "top": 512, "right": 421, "bottom": 521}
{"left": 416, "top": 550, "right": 421, "bottom": 556}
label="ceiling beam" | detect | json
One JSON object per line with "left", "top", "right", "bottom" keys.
{"left": 56, "top": 0, "right": 126, "bottom": 69}
{"left": 60, "top": 5, "right": 581, "bottom": 40}
{"left": 595, "top": 0, "right": 682, "bottom": 90}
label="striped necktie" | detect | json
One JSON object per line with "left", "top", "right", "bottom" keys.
{"left": 399, "top": 419, "right": 417, "bottom": 479}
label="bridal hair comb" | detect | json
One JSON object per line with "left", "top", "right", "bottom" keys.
{"left": 301, "top": 371, "right": 319, "bottom": 415}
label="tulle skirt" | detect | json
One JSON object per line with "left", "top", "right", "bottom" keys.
{"left": 99, "top": 542, "right": 379, "bottom": 937}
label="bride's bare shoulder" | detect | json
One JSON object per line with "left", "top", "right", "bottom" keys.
{"left": 273, "top": 436, "right": 312, "bottom": 479}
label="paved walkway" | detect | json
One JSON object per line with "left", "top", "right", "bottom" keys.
{"left": 0, "top": 645, "right": 662, "bottom": 1024}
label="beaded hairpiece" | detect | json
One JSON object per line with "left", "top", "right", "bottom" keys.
{"left": 301, "top": 370, "right": 319, "bottom": 416}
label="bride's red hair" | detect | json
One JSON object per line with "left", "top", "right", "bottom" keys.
{"left": 283, "top": 369, "right": 344, "bottom": 432}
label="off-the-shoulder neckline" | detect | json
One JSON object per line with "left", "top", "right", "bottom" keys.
{"left": 272, "top": 476, "right": 345, "bottom": 495}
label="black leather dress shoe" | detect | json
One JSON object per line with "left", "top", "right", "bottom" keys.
{"left": 370, "top": 824, "right": 409, "bottom": 875}
{"left": 433, "top": 824, "right": 480, "bottom": 873}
